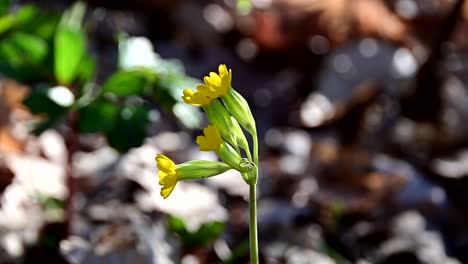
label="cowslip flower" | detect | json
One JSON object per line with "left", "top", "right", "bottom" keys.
{"left": 156, "top": 154, "right": 180, "bottom": 199}
{"left": 182, "top": 64, "right": 232, "bottom": 106}
{"left": 182, "top": 86, "right": 214, "bottom": 106}
{"left": 203, "top": 64, "right": 232, "bottom": 97}
{"left": 196, "top": 125, "right": 221, "bottom": 151}
{"left": 156, "top": 154, "right": 232, "bottom": 198}
{"left": 196, "top": 125, "right": 251, "bottom": 174}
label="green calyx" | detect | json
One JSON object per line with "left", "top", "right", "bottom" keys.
{"left": 177, "top": 160, "right": 232, "bottom": 180}
{"left": 222, "top": 88, "right": 256, "bottom": 136}
{"left": 203, "top": 100, "right": 238, "bottom": 150}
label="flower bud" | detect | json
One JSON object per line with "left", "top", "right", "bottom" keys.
{"left": 231, "top": 116, "right": 250, "bottom": 154}
{"left": 203, "top": 99, "right": 238, "bottom": 149}
{"left": 222, "top": 88, "right": 256, "bottom": 136}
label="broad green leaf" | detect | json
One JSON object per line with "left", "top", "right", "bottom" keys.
{"left": 0, "top": 38, "right": 22, "bottom": 66}
{"left": 101, "top": 70, "right": 154, "bottom": 97}
{"left": 24, "top": 85, "right": 70, "bottom": 115}
{"left": 23, "top": 85, "right": 69, "bottom": 132}
{"left": 2, "top": 5, "right": 59, "bottom": 40}
{"left": 76, "top": 55, "right": 95, "bottom": 83}
{"left": 0, "top": 15, "right": 14, "bottom": 35}
{"left": 58, "top": 1, "right": 85, "bottom": 31}
{"left": 19, "top": 11, "right": 60, "bottom": 41}
{"left": 167, "top": 216, "right": 188, "bottom": 236}
{"left": 54, "top": 27, "right": 85, "bottom": 85}
{"left": 78, "top": 100, "right": 119, "bottom": 134}
{"left": 168, "top": 216, "right": 224, "bottom": 248}
{"left": 14, "top": 5, "right": 38, "bottom": 26}
{"left": 0, "top": 0, "right": 10, "bottom": 17}
{"left": 105, "top": 104, "right": 149, "bottom": 152}
{"left": 9, "top": 32, "right": 47, "bottom": 63}
{"left": 0, "top": 33, "right": 49, "bottom": 82}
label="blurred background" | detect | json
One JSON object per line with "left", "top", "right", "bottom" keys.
{"left": 1, "top": 0, "right": 468, "bottom": 263}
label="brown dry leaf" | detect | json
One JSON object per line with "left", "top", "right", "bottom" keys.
{"left": 1, "top": 80, "right": 29, "bottom": 109}
{"left": 0, "top": 129, "right": 24, "bottom": 154}
{"left": 249, "top": 0, "right": 409, "bottom": 50}
{"left": 0, "top": 80, "right": 30, "bottom": 153}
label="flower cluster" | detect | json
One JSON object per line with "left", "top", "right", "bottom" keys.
{"left": 155, "top": 64, "right": 258, "bottom": 198}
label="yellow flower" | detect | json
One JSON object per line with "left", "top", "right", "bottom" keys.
{"left": 182, "top": 88, "right": 213, "bottom": 106}
{"left": 203, "top": 64, "right": 232, "bottom": 97}
{"left": 156, "top": 154, "right": 180, "bottom": 198}
{"left": 196, "top": 125, "right": 222, "bottom": 151}
{"left": 195, "top": 125, "right": 251, "bottom": 174}
{"left": 156, "top": 154, "right": 235, "bottom": 198}
{"left": 181, "top": 64, "right": 232, "bottom": 106}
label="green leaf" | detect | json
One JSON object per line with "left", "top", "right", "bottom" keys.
{"left": 23, "top": 85, "right": 69, "bottom": 132}
{"left": 76, "top": 55, "right": 96, "bottom": 82}
{"left": 105, "top": 104, "right": 149, "bottom": 152}
{"left": 24, "top": 85, "right": 69, "bottom": 115}
{"left": 194, "top": 221, "right": 224, "bottom": 246}
{"left": 54, "top": 27, "right": 85, "bottom": 84}
{"left": 0, "top": 32, "right": 48, "bottom": 66}
{"left": 167, "top": 216, "right": 188, "bottom": 236}
{"left": 0, "top": 15, "right": 14, "bottom": 35}
{"left": 0, "top": 0, "right": 10, "bottom": 17}
{"left": 0, "top": 31, "right": 50, "bottom": 82}
{"left": 168, "top": 216, "right": 224, "bottom": 248}
{"left": 14, "top": 5, "right": 38, "bottom": 27}
{"left": 19, "top": 11, "right": 60, "bottom": 41}
{"left": 78, "top": 100, "right": 119, "bottom": 134}
{"left": 0, "top": 37, "right": 22, "bottom": 66}
{"left": 102, "top": 70, "right": 154, "bottom": 97}
{"left": 36, "top": 194, "right": 65, "bottom": 210}
{"left": 58, "top": 1, "right": 85, "bottom": 31}
{"left": 9, "top": 32, "right": 47, "bottom": 63}
{"left": 220, "top": 241, "right": 250, "bottom": 264}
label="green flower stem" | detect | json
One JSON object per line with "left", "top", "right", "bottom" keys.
{"left": 249, "top": 182, "right": 259, "bottom": 264}
{"left": 249, "top": 130, "right": 259, "bottom": 263}
{"left": 252, "top": 131, "right": 258, "bottom": 166}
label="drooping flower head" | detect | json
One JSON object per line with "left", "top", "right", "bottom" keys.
{"left": 156, "top": 153, "right": 234, "bottom": 198}
{"left": 156, "top": 154, "right": 180, "bottom": 198}
{"left": 182, "top": 64, "right": 232, "bottom": 106}
{"left": 196, "top": 125, "right": 222, "bottom": 151}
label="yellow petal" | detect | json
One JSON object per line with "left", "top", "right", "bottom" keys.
{"left": 196, "top": 135, "right": 209, "bottom": 148}
{"left": 218, "top": 64, "right": 228, "bottom": 77}
{"left": 196, "top": 136, "right": 217, "bottom": 151}
{"left": 182, "top": 88, "right": 213, "bottom": 106}
{"left": 204, "top": 73, "right": 221, "bottom": 87}
{"left": 197, "top": 84, "right": 217, "bottom": 96}
{"left": 182, "top": 89, "right": 195, "bottom": 104}
{"left": 161, "top": 183, "right": 177, "bottom": 199}
{"left": 196, "top": 125, "right": 222, "bottom": 151}
{"left": 156, "top": 154, "right": 176, "bottom": 173}
{"left": 204, "top": 125, "right": 221, "bottom": 145}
